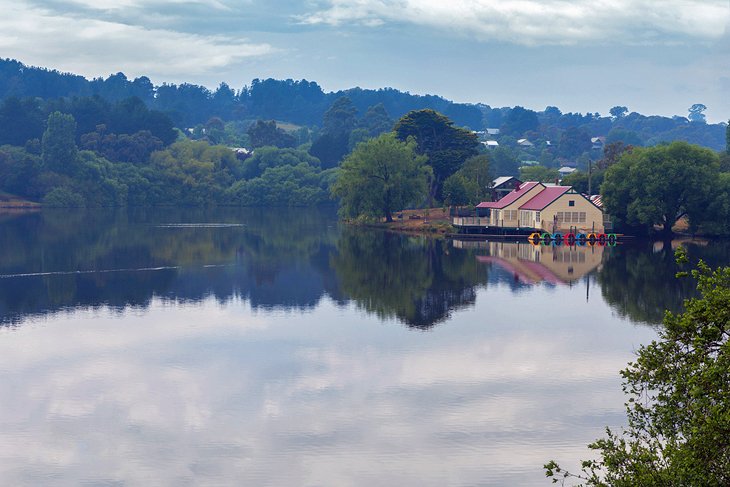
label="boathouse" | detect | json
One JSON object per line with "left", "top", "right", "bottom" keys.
{"left": 453, "top": 182, "right": 605, "bottom": 234}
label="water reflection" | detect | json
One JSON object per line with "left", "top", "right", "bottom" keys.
{"left": 332, "top": 230, "right": 488, "bottom": 328}
{"left": 596, "top": 238, "right": 730, "bottom": 324}
{"left": 453, "top": 239, "right": 604, "bottom": 285}
{"left": 2, "top": 209, "right": 730, "bottom": 485}
{"left": 1, "top": 209, "right": 729, "bottom": 327}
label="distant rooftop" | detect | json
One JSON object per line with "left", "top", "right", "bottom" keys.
{"left": 477, "top": 181, "right": 541, "bottom": 209}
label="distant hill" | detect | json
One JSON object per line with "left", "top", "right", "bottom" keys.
{"left": 0, "top": 58, "right": 726, "bottom": 151}
{"left": 0, "top": 58, "right": 482, "bottom": 129}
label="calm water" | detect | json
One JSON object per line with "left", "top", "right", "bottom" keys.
{"left": 1, "top": 208, "right": 729, "bottom": 486}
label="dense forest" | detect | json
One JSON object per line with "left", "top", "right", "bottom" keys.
{"left": 0, "top": 57, "right": 728, "bottom": 233}
{"left": 1, "top": 58, "right": 725, "bottom": 148}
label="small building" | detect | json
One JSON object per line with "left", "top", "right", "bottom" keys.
{"left": 517, "top": 138, "right": 534, "bottom": 147}
{"left": 558, "top": 166, "right": 577, "bottom": 178}
{"left": 486, "top": 128, "right": 500, "bottom": 136}
{"left": 491, "top": 176, "right": 523, "bottom": 201}
{"left": 591, "top": 137, "right": 606, "bottom": 151}
{"left": 481, "top": 140, "right": 499, "bottom": 149}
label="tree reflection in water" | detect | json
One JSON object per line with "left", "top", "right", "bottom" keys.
{"left": 597, "top": 238, "right": 730, "bottom": 325}
{"left": 1, "top": 208, "right": 729, "bottom": 329}
{"left": 332, "top": 229, "right": 488, "bottom": 328}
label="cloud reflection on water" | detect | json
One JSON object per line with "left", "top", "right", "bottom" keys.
{"left": 0, "top": 287, "right": 655, "bottom": 486}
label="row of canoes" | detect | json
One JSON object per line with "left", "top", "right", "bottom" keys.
{"left": 528, "top": 232, "right": 618, "bottom": 246}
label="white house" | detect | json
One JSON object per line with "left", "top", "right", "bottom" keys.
{"left": 558, "top": 166, "right": 577, "bottom": 177}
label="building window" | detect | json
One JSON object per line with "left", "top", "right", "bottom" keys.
{"left": 535, "top": 211, "right": 540, "bottom": 222}
{"left": 569, "top": 200, "right": 575, "bottom": 207}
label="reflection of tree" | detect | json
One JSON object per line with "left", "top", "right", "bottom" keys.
{"left": 0, "top": 207, "right": 340, "bottom": 325}
{"left": 332, "top": 229, "right": 488, "bottom": 328}
{"left": 598, "top": 240, "right": 730, "bottom": 325}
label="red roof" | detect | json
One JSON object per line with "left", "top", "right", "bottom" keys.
{"left": 519, "top": 186, "right": 571, "bottom": 211}
{"left": 477, "top": 182, "right": 541, "bottom": 209}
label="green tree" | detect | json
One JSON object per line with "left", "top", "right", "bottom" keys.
{"left": 443, "top": 154, "right": 491, "bottom": 205}
{"left": 519, "top": 165, "right": 559, "bottom": 183}
{"left": 331, "top": 133, "right": 430, "bottom": 222}
{"left": 601, "top": 141, "right": 719, "bottom": 235}
{"left": 703, "top": 172, "right": 730, "bottom": 235}
{"left": 500, "top": 106, "right": 539, "bottom": 137}
{"left": 442, "top": 175, "right": 470, "bottom": 206}
{"left": 394, "top": 109, "right": 478, "bottom": 203}
{"left": 246, "top": 120, "right": 296, "bottom": 149}
{"left": 359, "top": 103, "right": 393, "bottom": 137}
{"left": 322, "top": 96, "right": 357, "bottom": 135}
{"left": 688, "top": 103, "right": 707, "bottom": 123}
{"left": 606, "top": 128, "right": 643, "bottom": 147}
{"left": 0, "top": 97, "right": 45, "bottom": 146}
{"left": 309, "top": 97, "right": 358, "bottom": 168}
{"left": 42, "top": 111, "right": 79, "bottom": 175}
{"left": 561, "top": 170, "right": 604, "bottom": 195}
{"left": 557, "top": 126, "right": 592, "bottom": 159}
{"left": 545, "top": 252, "right": 730, "bottom": 486}
{"left": 240, "top": 146, "right": 321, "bottom": 179}
{"left": 597, "top": 141, "right": 633, "bottom": 170}
{"left": 609, "top": 106, "right": 628, "bottom": 119}
{"left": 491, "top": 146, "right": 520, "bottom": 177}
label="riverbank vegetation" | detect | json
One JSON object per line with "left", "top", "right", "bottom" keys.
{"left": 545, "top": 250, "right": 730, "bottom": 485}
{"left": 1, "top": 58, "right": 730, "bottom": 236}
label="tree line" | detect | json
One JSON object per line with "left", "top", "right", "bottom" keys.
{"left": 1, "top": 58, "right": 726, "bottom": 153}
{"left": 0, "top": 58, "right": 482, "bottom": 129}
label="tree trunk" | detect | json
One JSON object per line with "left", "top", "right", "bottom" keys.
{"left": 662, "top": 218, "right": 674, "bottom": 237}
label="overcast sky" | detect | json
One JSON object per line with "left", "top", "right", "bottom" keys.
{"left": 2, "top": 0, "right": 729, "bottom": 121}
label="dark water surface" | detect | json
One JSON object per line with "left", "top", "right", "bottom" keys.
{"left": 1, "top": 208, "right": 729, "bottom": 486}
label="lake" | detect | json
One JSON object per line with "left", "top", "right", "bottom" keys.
{"left": 1, "top": 208, "right": 729, "bottom": 486}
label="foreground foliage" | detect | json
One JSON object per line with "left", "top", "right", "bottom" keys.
{"left": 545, "top": 249, "right": 730, "bottom": 485}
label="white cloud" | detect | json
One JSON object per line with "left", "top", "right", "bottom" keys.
{"left": 63, "top": 0, "right": 234, "bottom": 12}
{"left": 0, "top": 2, "right": 275, "bottom": 82}
{"left": 300, "top": 0, "right": 730, "bottom": 45}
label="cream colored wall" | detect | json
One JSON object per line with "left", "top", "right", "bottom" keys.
{"left": 538, "top": 193, "right": 604, "bottom": 233}
{"left": 492, "top": 184, "right": 544, "bottom": 226}
{"left": 484, "top": 241, "right": 604, "bottom": 283}
{"left": 539, "top": 245, "right": 604, "bottom": 282}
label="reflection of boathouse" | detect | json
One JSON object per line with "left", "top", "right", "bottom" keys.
{"left": 452, "top": 240, "right": 604, "bottom": 284}
{"left": 453, "top": 182, "right": 608, "bottom": 234}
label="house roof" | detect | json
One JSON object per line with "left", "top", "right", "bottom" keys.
{"left": 519, "top": 186, "right": 571, "bottom": 211}
{"left": 492, "top": 176, "right": 519, "bottom": 188}
{"left": 558, "top": 166, "right": 577, "bottom": 174}
{"left": 477, "top": 181, "right": 541, "bottom": 209}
